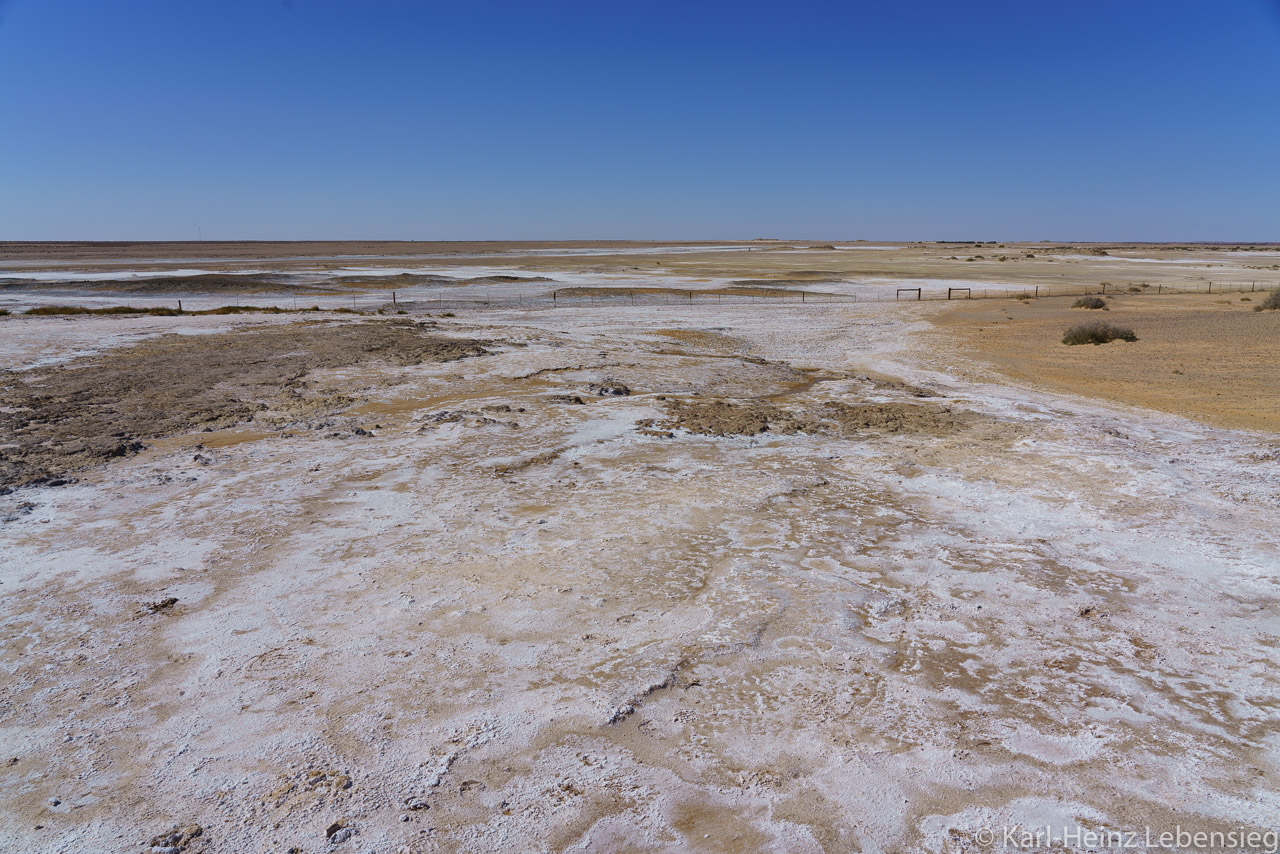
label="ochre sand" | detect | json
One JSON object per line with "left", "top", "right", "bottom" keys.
{"left": 931, "top": 292, "right": 1280, "bottom": 432}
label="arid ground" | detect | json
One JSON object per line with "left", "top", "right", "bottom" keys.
{"left": 2, "top": 242, "right": 1278, "bottom": 853}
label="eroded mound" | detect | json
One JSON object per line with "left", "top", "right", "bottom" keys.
{"left": 0, "top": 319, "right": 489, "bottom": 489}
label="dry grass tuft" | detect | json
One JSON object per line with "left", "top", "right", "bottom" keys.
{"left": 1062, "top": 322, "right": 1137, "bottom": 345}
{"left": 1254, "top": 289, "right": 1280, "bottom": 311}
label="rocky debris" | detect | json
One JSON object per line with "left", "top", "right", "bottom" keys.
{"left": 142, "top": 597, "right": 179, "bottom": 614}
{"left": 2, "top": 501, "right": 36, "bottom": 523}
{"left": 351, "top": 427, "right": 372, "bottom": 436}
{"left": 416, "top": 410, "right": 514, "bottom": 431}
{"left": 548, "top": 394, "right": 586, "bottom": 405}
{"left": 146, "top": 823, "right": 203, "bottom": 853}
{"left": 634, "top": 419, "right": 675, "bottom": 438}
{"left": 405, "top": 797, "right": 430, "bottom": 811}
{"left": 606, "top": 703, "right": 636, "bottom": 724}
{"left": 325, "top": 819, "right": 355, "bottom": 845}
{"left": 419, "top": 410, "right": 471, "bottom": 427}
{"left": 0, "top": 475, "right": 78, "bottom": 496}
{"left": 586, "top": 379, "right": 631, "bottom": 396}
{"left": 661, "top": 398, "right": 982, "bottom": 438}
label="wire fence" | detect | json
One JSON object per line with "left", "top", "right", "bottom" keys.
{"left": 371, "top": 279, "right": 1279, "bottom": 313}
{"left": 6, "top": 278, "right": 1275, "bottom": 316}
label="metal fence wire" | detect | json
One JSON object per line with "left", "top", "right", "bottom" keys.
{"left": 355, "top": 279, "right": 1278, "bottom": 313}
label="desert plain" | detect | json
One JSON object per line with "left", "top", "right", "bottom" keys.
{"left": 1, "top": 240, "right": 1278, "bottom": 853}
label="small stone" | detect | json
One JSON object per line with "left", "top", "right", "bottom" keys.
{"left": 400, "top": 813, "right": 411, "bottom": 822}
{"left": 405, "top": 797, "right": 429, "bottom": 811}
{"left": 146, "top": 823, "right": 202, "bottom": 852}
{"left": 587, "top": 379, "right": 631, "bottom": 396}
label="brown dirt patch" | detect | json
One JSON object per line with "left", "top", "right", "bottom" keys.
{"left": 661, "top": 399, "right": 981, "bottom": 438}
{"left": 932, "top": 293, "right": 1280, "bottom": 432}
{"left": 0, "top": 319, "right": 489, "bottom": 489}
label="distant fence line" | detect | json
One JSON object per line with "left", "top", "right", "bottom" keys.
{"left": 14, "top": 279, "right": 1270, "bottom": 315}
{"left": 372, "top": 278, "right": 1278, "bottom": 312}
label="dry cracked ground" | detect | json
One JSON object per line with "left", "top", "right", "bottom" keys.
{"left": 1, "top": 299, "right": 1278, "bottom": 853}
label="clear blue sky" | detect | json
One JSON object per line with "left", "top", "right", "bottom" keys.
{"left": 1, "top": 0, "right": 1277, "bottom": 241}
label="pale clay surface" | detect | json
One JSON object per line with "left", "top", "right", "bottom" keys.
{"left": 2, "top": 286, "right": 1278, "bottom": 853}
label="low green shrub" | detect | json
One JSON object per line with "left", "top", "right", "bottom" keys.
{"left": 1062, "top": 322, "right": 1137, "bottom": 345}
{"left": 1254, "top": 289, "right": 1280, "bottom": 311}
{"left": 1072, "top": 296, "right": 1108, "bottom": 310}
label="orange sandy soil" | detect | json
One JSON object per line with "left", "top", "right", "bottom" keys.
{"left": 930, "top": 291, "right": 1280, "bottom": 433}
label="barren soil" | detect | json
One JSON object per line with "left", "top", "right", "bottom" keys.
{"left": 0, "top": 321, "right": 488, "bottom": 489}
{"left": 1, "top": 244, "right": 1278, "bottom": 854}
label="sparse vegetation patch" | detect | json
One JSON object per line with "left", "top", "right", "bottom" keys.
{"left": 1254, "top": 289, "right": 1280, "bottom": 311}
{"left": 1072, "top": 296, "right": 1108, "bottom": 310}
{"left": 1062, "top": 322, "right": 1137, "bottom": 345}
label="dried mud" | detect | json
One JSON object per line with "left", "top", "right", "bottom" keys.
{"left": 661, "top": 399, "right": 981, "bottom": 438}
{"left": 0, "top": 320, "right": 488, "bottom": 489}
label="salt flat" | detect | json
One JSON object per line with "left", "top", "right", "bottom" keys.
{"left": 1, "top": 242, "right": 1277, "bottom": 853}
